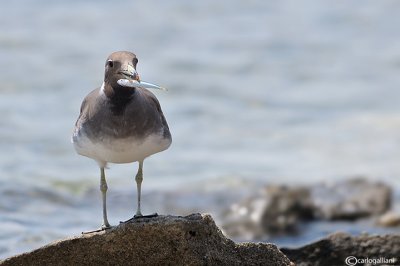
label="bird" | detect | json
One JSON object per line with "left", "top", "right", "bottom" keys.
{"left": 72, "top": 51, "right": 171, "bottom": 231}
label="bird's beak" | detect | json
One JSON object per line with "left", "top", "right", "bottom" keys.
{"left": 117, "top": 64, "right": 167, "bottom": 91}
{"left": 119, "top": 64, "right": 140, "bottom": 81}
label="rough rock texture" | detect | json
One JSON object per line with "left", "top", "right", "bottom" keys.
{"left": 0, "top": 213, "right": 292, "bottom": 266}
{"left": 281, "top": 232, "right": 400, "bottom": 266}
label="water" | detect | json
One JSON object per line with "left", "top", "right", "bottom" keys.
{"left": 1, "top": 0, "right": 400, "bottom": 259}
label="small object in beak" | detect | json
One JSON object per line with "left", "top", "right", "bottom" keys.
{"left": 117, "top": 79, "right": 167, "bottom": 91}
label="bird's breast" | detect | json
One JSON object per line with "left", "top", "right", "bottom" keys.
{"left": 73, "top": 129, "right": 171, "bottom": 164}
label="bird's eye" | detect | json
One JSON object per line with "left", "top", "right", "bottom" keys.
{"left": 107, "top": 60, "right": 114, "bottom": 67}
{"left": 133, "top": 58, "right": 138, "bottom": 65}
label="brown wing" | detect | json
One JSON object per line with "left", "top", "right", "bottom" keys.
{"left": 75, "top": 88, "right": 100, "bottom": 127}
{"left": 139, "top": 88, "right": 171, "bottom": 138}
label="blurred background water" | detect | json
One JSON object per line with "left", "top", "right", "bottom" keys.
{"left": 1, "top": 0, "right": 400, "bottom": 259}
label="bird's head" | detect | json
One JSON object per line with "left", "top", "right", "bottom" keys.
{"left": 104, "top": 51, "right": 140, "bottom": 90}
{"left": 103, "top": 51, "right": 166, "bottom": 94}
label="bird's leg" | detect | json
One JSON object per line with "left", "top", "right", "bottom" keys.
{"left": 120, "top": 161, "right": 158, "bottom": 224}
{"left": 100, "top": 167, "right": 111, "bottom": 228}
{"left": 133, "top": 161, "right": 158, "bottom": 219}
{"left": 82, "top": 167, "right": 111, "bottom": 234}
{"left": 134, "top": 160, "right": 144, "bottom": 217}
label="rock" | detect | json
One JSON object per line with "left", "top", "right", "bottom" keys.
{"left": 222, "top": 178, "right": 393, "bottom": 241}
{"left": 281, "top": 232, "right": 400, "bottom": 266}
{"left": 222, "top": 185, "right": 314, "bottom": 240}
{"left": 377, "top": 211, "right": 400, "bottom": 227}
{"left": 0, "top": 213, "right": 292, "bottom": 266}
{"left": 311, "top": 178, "right": 392, "bottom": 220}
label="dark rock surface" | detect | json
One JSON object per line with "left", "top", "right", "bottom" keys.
{"left": 0, "top": 214, "right": 292, "bottom": 266}
{"left": 281, "top": 232, "right": 400, "bottom": 266}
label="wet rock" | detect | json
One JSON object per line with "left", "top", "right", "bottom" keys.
{"left": 0, "top": 213, "right": 292, "bottom": 266}
{"left": 223, "top": 186, "right": 314, "bottom": 240}
{"left": 311, "top": 178, "right": 392, "bottom": 220}
{"left": 281, "top": 232, "right": 400, "bottom": 266}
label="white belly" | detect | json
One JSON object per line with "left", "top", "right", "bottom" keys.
{"left": 72, "top": 132, "right": 171, "bottom": 166}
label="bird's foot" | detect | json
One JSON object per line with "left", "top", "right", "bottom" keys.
{"left": 134, "top": 212, "right": 158, "bottom": 219}
{"left": 82, "top": 224, "right": 112, "bottom": 234}
{"left": 120, "top": 213, "right": 158, "bottom": 224}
